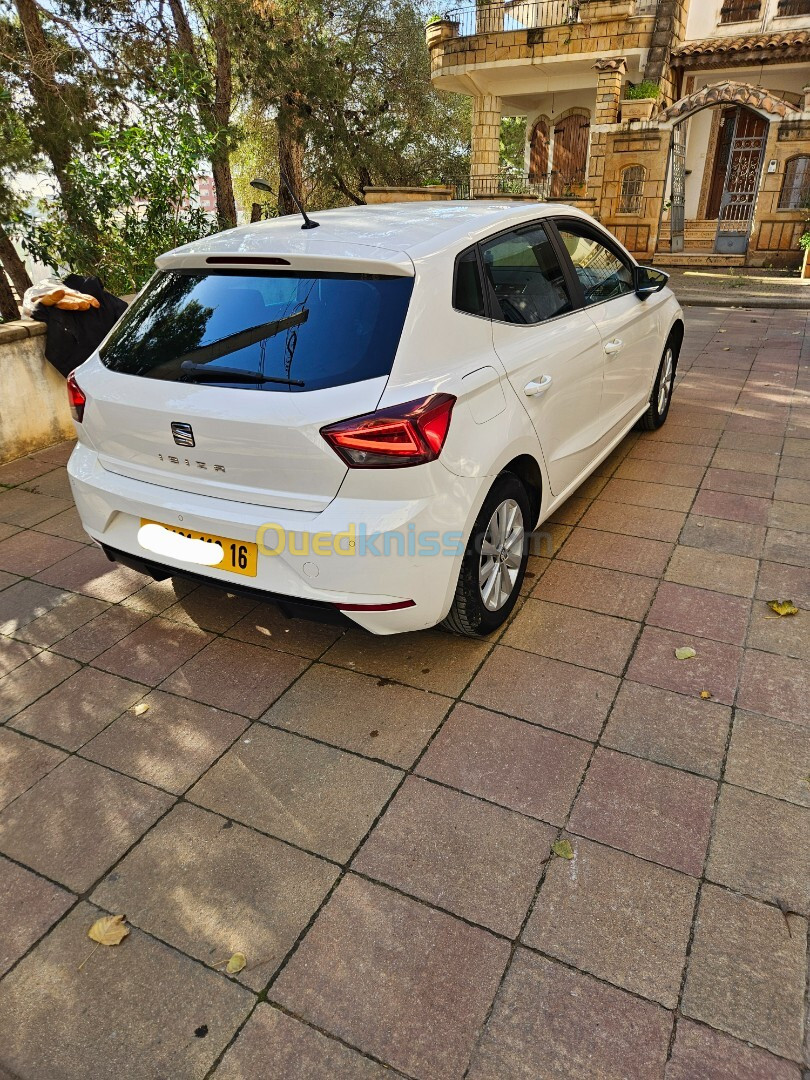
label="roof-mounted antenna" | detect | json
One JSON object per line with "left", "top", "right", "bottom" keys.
{"left": 250, "top": 175, "right": 320, "bottom": 231}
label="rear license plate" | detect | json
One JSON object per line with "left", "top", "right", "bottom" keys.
{"left": 140, "top": 519, "right": 258, "bottom": 577}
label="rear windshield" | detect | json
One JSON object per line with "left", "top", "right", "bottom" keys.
{"left": 99, "top": 269, "right": 414, "bottom": 392}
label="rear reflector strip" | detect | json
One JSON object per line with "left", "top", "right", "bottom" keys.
{"left": 336, "top": 599, "right": 416, "bottom": 612}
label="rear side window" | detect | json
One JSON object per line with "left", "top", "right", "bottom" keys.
{"left": 480, "top": 225, "right": 572, "bottom": 325}
{"left": 453, "top": 247, "right": 486, "bottom": 317}
{"left": 99, "top": 269, "right": 414, "bottom": 392}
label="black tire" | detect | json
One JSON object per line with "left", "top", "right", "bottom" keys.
{"left": 442, "top": 472, "right": 531, "bottom": 637}
{"left": 637, "top": 336, "right": 678, "bottom": 431}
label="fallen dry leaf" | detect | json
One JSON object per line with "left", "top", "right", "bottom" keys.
{"left": 552, "top": 839, "right": 574, "bottom": 860}
{"left": 88, "top": 914, "right": 129, "bottom": 946}
{"left": 225, "top": 952, "right": 247, "bottom": 974}
{"left": 675, "top": 647, "right": 696, "bottom": 660}
{"left": 767, "top": 599, "right": 799, "bottom": 617}
{"left": 79, "top": 914, "right": 129, "bottom": 970}
{"left": 700, "top": 690, "right": 712, "bottom": 700}
{"left": 132, "top": 703, "right": 149, "bottom": 716}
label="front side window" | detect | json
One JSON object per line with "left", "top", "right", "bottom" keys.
{"left": 480, "top": 224, "right": 572, "bottom": 325}
{"left": 100, "top": 269, "right": 413, "bottom": 392}
{"left": 778, "top": 156, "right": 810, "bottom": 210}
{"left": 453, "top": 247, "right": 486, "bottom": 317}
{"left": 556, "top": 224, "right": 634, "bottom": 306}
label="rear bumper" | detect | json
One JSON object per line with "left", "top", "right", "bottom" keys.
{"left": 69, "top": 442, "right": 482, "bottom": 634}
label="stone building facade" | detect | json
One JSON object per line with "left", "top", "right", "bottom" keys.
{"left": 426, "top": 0, "right": 810, "bottom": 265}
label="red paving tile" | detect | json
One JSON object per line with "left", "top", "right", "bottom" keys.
{"left": 466, "top": 949, "right": 672, "bottom": 1080}
{"left": 691, "top": 489, "right": 771, "bottom": 525}
{"left": 645, "top": 581, "right": 751, "bottom": 646}
{"left": 416, "top": 702, "right": 591, "bottom": 824}
{"left": 464, "top": 645, "right": 618, "bottom": 740}
{"left": 568, "top": 748, "right": 717, "bottom": 876}
{"left": 354, "top": 776, "right": 554, "bottom": 935}
{"left": 625, "top": 625, "right": 743, "bottom": 705}
{"left": 272, "top": 875, "right": 510, "bottom": 1080}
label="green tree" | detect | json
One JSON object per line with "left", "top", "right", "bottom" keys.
{"left": 245, "top": 0, "right": 471, "bottom": 208}
{"left": 23, "top": 70, "right": 218, "bottom": 294}
{"left": 499, "top": 116, "right": 527, "bottom": 175}
{"left": 1, "top": 0, "right": 111, "bottom": 247}
{"left": 0, "top": 83, "right": 36, "bottom": 320}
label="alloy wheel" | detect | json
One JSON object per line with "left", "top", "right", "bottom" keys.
{"left": 657, "top": 346, "right": 674, "bottom": 415}
{"left": 478, "top": 498, "right": 525, "bottom": 611}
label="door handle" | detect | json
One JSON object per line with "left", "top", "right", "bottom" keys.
{"left": 604, "top": 339, "right": 624, "bottom": 355}
{"left": 524, "top": 375, "right": 553, "bottom": 397}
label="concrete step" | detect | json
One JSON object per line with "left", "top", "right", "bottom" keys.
{"left": 653, "top": 252, "right": 748, "bottom": 267}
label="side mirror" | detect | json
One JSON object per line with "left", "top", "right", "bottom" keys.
{"left": 634, "top": 265, "right": 669, "bottom": 300}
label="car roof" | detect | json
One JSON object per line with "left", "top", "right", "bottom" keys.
{"left": 157, "top": 200, "right": 595, "bottom": 271}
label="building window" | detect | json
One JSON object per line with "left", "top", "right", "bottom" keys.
{"left": 777, "top": 0, "right": 810, "bottom": 14}
{"left": 779, "top": 156, "right": 810, "bottom": 209}
{"left": 618, "top": 165, "right": 646, "bottom": 215}
{"left": 719, "top": 0, "right": 761, "bottom": 22}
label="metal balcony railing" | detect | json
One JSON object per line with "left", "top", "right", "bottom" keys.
{"left": 441, "top": 170, "right": 587, "bottom": 200}
{"left": 442, "top": 0, "right": 579, "bottom": 37}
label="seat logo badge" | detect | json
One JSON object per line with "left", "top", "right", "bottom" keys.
{"left": 171, "top": 422, "right": 195, "bottom": 448}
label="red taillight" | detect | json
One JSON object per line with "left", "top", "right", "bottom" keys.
{"left": 321, "top": 394, "right": 455, "bottom": 468}
{"left": 67, "top": 371, "right": 86, "bottom": 423}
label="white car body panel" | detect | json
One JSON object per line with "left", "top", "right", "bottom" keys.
{"left": 68, "top": 201, "right": 683, "bottom": 634}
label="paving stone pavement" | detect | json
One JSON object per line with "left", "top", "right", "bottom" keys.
{"left": 0, "top": 305, "right": 808, "bottom": 1080}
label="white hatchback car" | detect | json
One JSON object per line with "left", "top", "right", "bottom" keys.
{"left": 68, "top": 202, "right": 682, "bottom": 635}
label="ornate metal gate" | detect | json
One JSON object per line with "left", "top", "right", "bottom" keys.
{"left": 669, "top": 126, "right": 686, "bottom": 254}
{"left": 714, "top": 109, "right": 767, "bottom": 254}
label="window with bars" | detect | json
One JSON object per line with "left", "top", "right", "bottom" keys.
{"left": 719, "top": 0, "right": 761, "bottom": 21}
{"left": 618, "top": 165, "right": 646, "bottom": 215}
{"left": 778, "top": 156, "right": 810, "bottom": 209}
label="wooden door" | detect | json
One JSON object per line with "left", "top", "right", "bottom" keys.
{"left": 551, "top": 114, "right": 589, "bottom": 197}
{"left": 529, "top": 119, "right": 550, "bottom": 182}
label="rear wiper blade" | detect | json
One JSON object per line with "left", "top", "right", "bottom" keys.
{"left": 179, "top": 362, "right": 304, "bottom": 386}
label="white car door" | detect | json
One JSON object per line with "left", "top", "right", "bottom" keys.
{"left": 482, "top": 221, "right": 606, "bottom": 497}
{"left": 553, "top": 219, "right": 660, "bottom": 437}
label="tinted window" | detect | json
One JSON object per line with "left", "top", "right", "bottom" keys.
{"left": 556, "top": 225, "right": 634, "bottom": 306}
{"left": 480, "top": 225, "right": 571, "bottom": 325}
{"left": 453, "top": 247, "right": 486, "bottom": 317}
{"left": 100, "top": 270, "right": 414, "bottom": 392}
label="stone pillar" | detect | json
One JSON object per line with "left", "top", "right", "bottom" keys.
{"left": 593, "top": 57, "right": 627, "bottom": 126}
{"left": 471, "top": 93, "right": 502, "bottom": 196}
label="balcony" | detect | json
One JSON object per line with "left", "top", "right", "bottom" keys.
{"left": 440, "top": 168, "right": 588, "bottom": 200}
{"left": 438, "top": 0, "right": 578, "bottom": 37}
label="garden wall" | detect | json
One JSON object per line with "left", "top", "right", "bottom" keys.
{"left": 0, "top": 320, "right": 74, "bottom": 464}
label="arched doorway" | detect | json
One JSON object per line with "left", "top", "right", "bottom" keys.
{"left": 551, "top": 111, "right": 589, "bottom": 197}
{"left": 707, "top": 106, "right": 768, "bottom": 253}
{"left": 659, "top": 82, "right": 798, "bottom": 256}
{"left": 528, "top": 118, "right": 549, "bottom": 183}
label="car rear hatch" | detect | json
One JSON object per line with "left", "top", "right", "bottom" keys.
{"left": 80, "top": 251, "right": 414, "bottom": 512}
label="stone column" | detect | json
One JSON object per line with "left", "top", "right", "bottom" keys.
{"left": 471, "top": 93, "right": 502, "bottom": 196}
{"left": 593, "top": 57, "right": 627, "bottom": 126}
